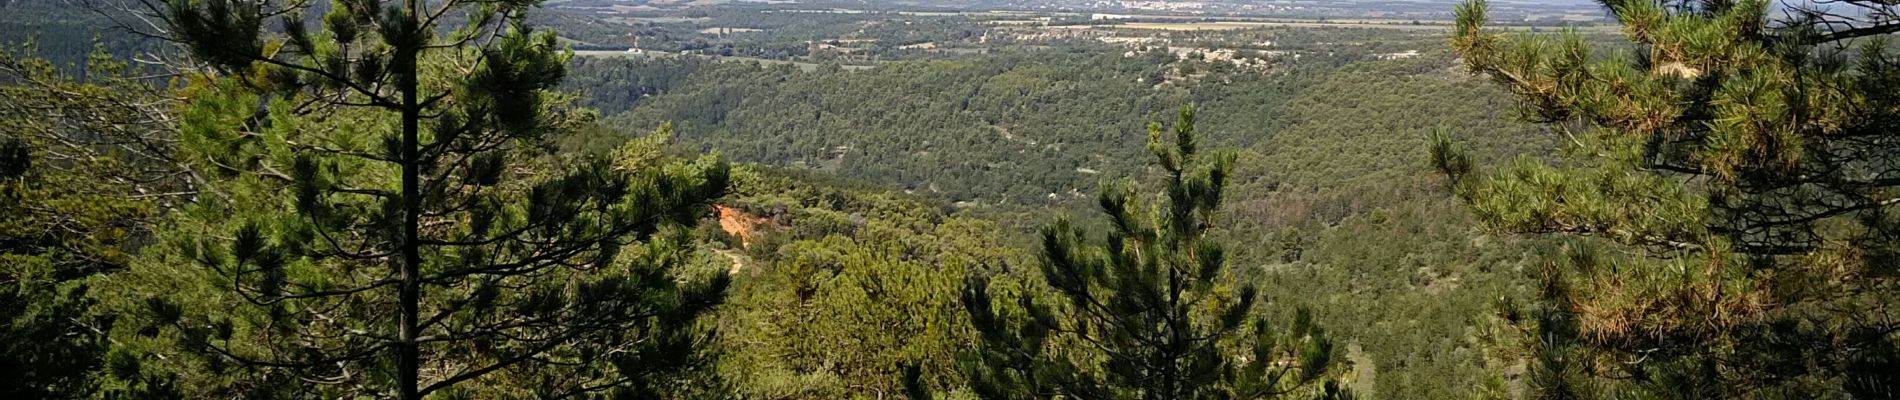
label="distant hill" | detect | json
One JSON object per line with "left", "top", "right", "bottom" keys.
{"left": 0, "top": 0, "right": 161, "bottom": 70}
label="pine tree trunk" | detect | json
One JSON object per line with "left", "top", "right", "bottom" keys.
{"left": 396, "top": 2, "right": 422, "bottom": 399}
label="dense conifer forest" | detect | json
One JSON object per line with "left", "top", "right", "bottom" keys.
{"left": 4, "top": 0, "right": 1898, "bottom": 398}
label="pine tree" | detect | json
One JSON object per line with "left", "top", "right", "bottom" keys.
{"left": 959, "top": 106, "right": 1344, "bottom": 400}
{"left": 1442, "top": 0, "right": 1900, "bottom": 396}
{"left": 94, "top": 0, "right": 730, "bottom": 398}
{"left": 0, "top": 45, "right": 181, "bottom": 399}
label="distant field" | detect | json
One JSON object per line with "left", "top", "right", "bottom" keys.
{"left": 1126, "top": 21, "right": 1451, "bottom": 31}
{"left": 1034, "top": 21, "right": 1452, "bottom": 31}
{"left": 605, "top": 16, "right": 710, "bottom": 24}
{"left": 573, "top": 50, "right": 875, "bottom": 72}
{"left": 1116, "top": 22, "right": 1275, "bottom": 31}
{"left": 1025, "top": 18, "right": 1614, "bottom": 33}
{"left": 699, "top": 27, "right": 764, "bottom": 34}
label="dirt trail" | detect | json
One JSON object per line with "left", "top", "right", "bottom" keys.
{"left": 714, "top": 249, "right": 745, "bottom": 275}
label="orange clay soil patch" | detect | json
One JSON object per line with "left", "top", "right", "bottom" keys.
{"left": 714, "top": 204, "right": 763, "bottom": 248}
{"left": 713, "top": 205, "right": 768, "bottom": 274}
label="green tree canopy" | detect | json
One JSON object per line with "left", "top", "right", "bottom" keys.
{"left": 0, "top": 44, "right": 176, "bottom": 399}
{"left": 1443, "top": 0, "right": 1900, "bottom": 396}
{"left": 93, "top": 0, "right": 731, "bottom": 398}
{"left": 960, "top": 106, "right": 1345, "bottom": 400}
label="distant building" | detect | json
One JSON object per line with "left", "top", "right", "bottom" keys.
{"left": 1377, "top": 50, "right": 1421, "bottom": 60}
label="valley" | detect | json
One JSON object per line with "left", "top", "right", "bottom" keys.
{"left": 552, "top": 4, "right": 1572, "bottom": 397}
{"left": 4, "top": 0, "right": 1895, "bottom": 399}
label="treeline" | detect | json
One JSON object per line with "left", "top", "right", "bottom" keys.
{"left": 537, "top": 6, "right": 989, "bottom": 61}
{"left": 575, "top": 49, "right": 1295, "bottom": 204}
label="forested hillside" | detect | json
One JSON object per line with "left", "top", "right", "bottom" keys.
{"left": 0, "top": 2, "right": 1564, "bottom": 393}
{"left": 558, "top": 41, "right": 1569, "bottom": 397}
{"left": 10, "top": 0, "right": 1893, "bottom": 398}
{"left": 0, "top": 0, "right": 1552, "bottom": 395}
{"left": 573, "top": 51, "right": 1243, "bottom": 204}
{"left": 569, "top": 45, "right": 1525, "bottom": 205}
